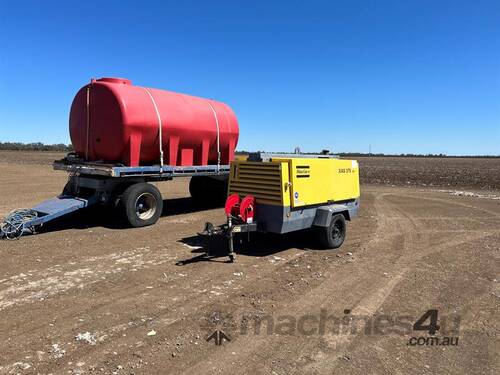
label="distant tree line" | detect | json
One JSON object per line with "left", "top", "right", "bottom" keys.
{"left": 0, "top": 142, "right": 73, "bottom": 152}
{"left": 336, "top": 152, "right": 500, "bottom": 158}
{"left": 236, "top": 150, "right": 499, "bottom": 158}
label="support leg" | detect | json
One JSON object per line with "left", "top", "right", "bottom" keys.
{"left": 228, "top": 230, "right": 235, "bottom": 262}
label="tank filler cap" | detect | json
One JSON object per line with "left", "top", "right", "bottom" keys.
{"left": 97, "top": 77, "right": 132, "bottom": 85}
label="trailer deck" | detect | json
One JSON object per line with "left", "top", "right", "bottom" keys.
{"left": 53, "top": 156, "right": 230, "bottom": 178}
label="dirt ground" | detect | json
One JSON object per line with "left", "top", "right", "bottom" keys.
{"left": 0, "top": 151, "right": 499, "bottom": 374}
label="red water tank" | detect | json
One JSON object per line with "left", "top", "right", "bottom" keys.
{"left": 69, "top": 78, "right": 239, "bottom": 167}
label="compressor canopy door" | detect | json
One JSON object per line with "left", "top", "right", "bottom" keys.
{"left": 69, "top": 77, "right": 239, "bottom": 167}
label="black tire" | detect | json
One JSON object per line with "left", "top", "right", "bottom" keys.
{"left": 319, "top": 214, "right": 346, "bottom": 249}
{"left": 121, "top": 183, "right": 163, "bottom": 227}
{"left": 189, "top": 176, "right": 205, "bottom": 202}
{"left": 62, "top": 181, "right": 73, "bottom": 196}
{"left": 189, "top": 176, "right": 227, "bottom": 205}
{"left": 212, "top": 177, "right": 228, "bottom": 204}
{"left": 62, "top": 178, "right": 76, "bottom": 196}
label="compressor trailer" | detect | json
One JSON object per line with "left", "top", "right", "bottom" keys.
{"left": 198, "top": 153, "right": 360, "bottom": 262}
{"left": 0, "top": 154, "right": 229, "bottom": 239}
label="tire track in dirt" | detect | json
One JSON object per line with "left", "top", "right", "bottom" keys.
{"left": 177, "top": 191, "right": 498, "bottom": 375}
{"left": 300, "top": 191, "right": 500, "bottom": 374}
{"left": 170, "top": 192, "right": 403, "bottom": 374}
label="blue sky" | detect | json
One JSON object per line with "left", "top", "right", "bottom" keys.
{"left": 0, "top": 0, "right": 499, "bottom": 155}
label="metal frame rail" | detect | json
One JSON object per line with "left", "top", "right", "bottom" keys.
{"left": 53, "top": 159, "right": 230, "bottom": 178}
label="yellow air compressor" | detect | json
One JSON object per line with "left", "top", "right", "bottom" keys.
{"left": 199, "top": 153, "right": 360, "bottom": 262}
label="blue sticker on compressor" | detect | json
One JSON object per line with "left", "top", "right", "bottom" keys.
{"left": 294, "top": 192, "right": 299, "bottom": 199}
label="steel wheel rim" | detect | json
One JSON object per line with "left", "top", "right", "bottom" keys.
{"left": 135, "top": 193, "right": 156, "bottom": 220}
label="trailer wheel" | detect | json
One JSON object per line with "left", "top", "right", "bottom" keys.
{"left": 189, "top": 176, "right": 227, "bottom": 205}
{"left": 62, "top": 179, "right": 76, "bottom": 196}
{"left": 319, "top": 214, "right": 346, "bottom": 249}
{"left": 189, "top": 176, "right": 205, "bottom": 202}
{"left": 121, "top": 183, "right": 163, "bottom": 227}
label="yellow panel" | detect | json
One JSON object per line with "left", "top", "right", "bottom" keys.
{"left": 273, "top": 158, "right": 360, "bottom": 208}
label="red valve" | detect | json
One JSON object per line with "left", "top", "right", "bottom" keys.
{"left": 224, "top": 194, "right": 240, "bottom": 217}
{"left": 240, "top": 195, "right": 255, "bottom": 223}
{"left": 224, "top": 194, "right": 255, "bottom": 223}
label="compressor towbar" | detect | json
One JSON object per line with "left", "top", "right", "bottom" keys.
{"left": 198, "top": 194, "right": 257, "bottom": 262}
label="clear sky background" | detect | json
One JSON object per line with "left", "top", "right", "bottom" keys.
{"left": 0, "top": 0, "right": 499, "bottom": 155}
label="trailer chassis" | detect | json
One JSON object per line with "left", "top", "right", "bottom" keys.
{"left": 0, "top": 155, "right": 230, "bottom": 239}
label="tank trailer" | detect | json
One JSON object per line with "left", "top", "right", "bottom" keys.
{"left": 0, "top": 77, "right": 237, "bottom": 238}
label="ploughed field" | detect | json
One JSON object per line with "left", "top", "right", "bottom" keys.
{"left": 1, "top": 151, "right": 497, "bottom": 190}
{"left": 357, "top": 156, "right": 500, "bottom": 190}
{"left": 0, "top": 151, "right": 498, "bottom": 375}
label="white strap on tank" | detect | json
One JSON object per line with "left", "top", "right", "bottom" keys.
{"left": 85, "top": 86, "right": 90, "bottom": 160}
{"left": 143, "top": 88, "right": 164, "bottom": 169}
{"left": 207, "top": 101, "right": 221, "bottom": 171}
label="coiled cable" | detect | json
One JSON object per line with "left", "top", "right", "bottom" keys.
{"left": 0, "top": 209, "right": 38, "bottom": 240}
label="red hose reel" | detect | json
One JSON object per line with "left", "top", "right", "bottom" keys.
{"left": 224, "top": 194, "right": 255, "bottom": 223}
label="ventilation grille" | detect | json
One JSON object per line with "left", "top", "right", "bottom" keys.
{"left": 229, "top": 162, "right": 283, "bottom": 205}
